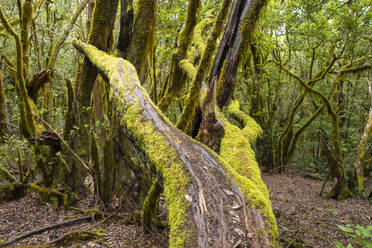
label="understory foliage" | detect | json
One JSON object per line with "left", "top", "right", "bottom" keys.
{"left": 0, "top": 0, "right": 371, "bottom": 246}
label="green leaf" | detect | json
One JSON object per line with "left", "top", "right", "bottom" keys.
{"left": 356, "top": 225, "right": 372, "bottom": 238}
{"left": 337, "top": 224, "right": 354, "bottom": 233}
{"left": 362, "top": 239, "right": 372, "bottom": 248}
{"left": 334, "top": 241, "right": 344, "bottom": 248}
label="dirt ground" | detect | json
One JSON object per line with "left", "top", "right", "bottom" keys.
{"left": 0, "top": 193, "right": 166, "bottom": 247}
{"left": 262, "top": 173, "right": 371, "bottom": 248}
{"left": 0, "top": 174, "right": 371, "bottom": 247}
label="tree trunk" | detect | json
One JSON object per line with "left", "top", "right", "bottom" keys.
{"left": 0, "top": 72, "right": 8, "bottom": 140}
{"left": 71, "top": 0, "right": 118, "bottom": 192}
{"left": 74, "top": 41, "right": 278, "bottom": 248}
{"left": 209, "top": 0, "right": 267, "bottom": 109}
{"left": 125, "top": 0, "right": 157, "bottom": 83}
{"left": 353, "top": 78, "right": 372, "bottom": 192}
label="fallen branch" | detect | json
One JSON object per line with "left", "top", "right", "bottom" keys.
{"left": 0, "top": 215, "right": 100, "bottom": 247}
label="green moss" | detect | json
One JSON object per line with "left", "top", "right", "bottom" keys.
{"left": 176, "top": 0, "right": 232, "bottom": 132}
{"left": 73, "top": 42, "right": 193, "bottom": 247}
{"left": 193, "top": 12, "right": 214, "bottom": 56}
{"left": 29, "top": 183, "right": 63, "bottom": 207}
{"left": 0, "top": 165, "right": 16, "bottom": 183}
{"left": 0, "top": 1, "right": 35, "bottom": 139}
{"left": 219, "top": 114, "right": 268, "bottom": 198}
{"left": 156, "top": 0, "right": 201, "bottom": 112}
{"left": 228, "top": 100, "right": 262, "bottom": 143}
{"left": 186, "top": 46, "right": 197, "bottom": 63}
{"left": 218, "top": 111, "right": 278, "bottom": 245}
{"left": 141, "top": 179, "right": 162, "bottom": 231}
{"left": 179, "top": 59, "right": 196, "bottom": 80}
{"left": 0, "top": 18, "right": 19, "bottom": 32}
{"left": 0, "top": 71, "right": 8, "bottom": 138}
{"left": 20, "top": 0, "right": 33, "bottom": 74}
{"left": 118, "top": 96, "right": 191, "bottom": 247}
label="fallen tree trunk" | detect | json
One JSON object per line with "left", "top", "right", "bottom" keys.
{"left": 73, "top": 40, "right": 277, "bottom": 248}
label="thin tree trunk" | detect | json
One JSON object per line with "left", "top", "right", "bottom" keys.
{"left": 353, "top": 78, "right": 372, "bottom": 191}
{"left": 0, "top": 72, "right": 8, "bottom": 140}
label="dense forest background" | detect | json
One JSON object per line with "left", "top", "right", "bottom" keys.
{"left": 0, "top": 0, "right": 371, "bottom": 247}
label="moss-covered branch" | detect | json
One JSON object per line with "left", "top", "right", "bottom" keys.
{"left": 178, "top": 59, "right": 196, "bottom": 80}
{"left": 77, "top": 0, "right": 119, "bottom": 111}
{"left": 157, "top": 0, "right": 201, "bottom": 112}
{"left": 286, "top": 63, "right": 372, "bottom": 166}
{"left": 74, "top": 40, "right": 278, "bottom": 247}
{"left": 193, "top": 11, "right": 214, "bottom": 56}
{"left": 176, "top": 0, "right": 232, "bottom": 132}
{"left": 219, "top": 101, "right": 277, "bottom": 245}
{"left": 227, "top": 100, "right": 262, "bottom": 143}
{"left": 0, "top": 18, "right": 19, "bottom": 32}
{"left": 0, "top": 5, "right": 35, "bottom": 138}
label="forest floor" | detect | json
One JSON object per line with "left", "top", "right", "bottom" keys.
{"left": 262, "top": 173, "right": 371, "bottom": 248}
{"left": 0, "top": 173, "right": 371, "bottom": 247}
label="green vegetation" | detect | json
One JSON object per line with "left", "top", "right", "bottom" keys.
{"left": 334, "top": 224, "right": 372, "bottom": 248}
{"left": 0, "top": 0, "right": 370, "bottom": 247}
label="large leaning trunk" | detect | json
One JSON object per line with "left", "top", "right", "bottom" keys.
{"left": 73, "top": 41, "right": 277, "bottom": 248}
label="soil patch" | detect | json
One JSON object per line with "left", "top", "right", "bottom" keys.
{"left": 263, "top": 173, "right": 371, "bottom": 248}
{"left": 1, "top": 174, "right": 370, "bottom": 247}
{"left": 0, "top": 192, "right": 166, "bottom": 247}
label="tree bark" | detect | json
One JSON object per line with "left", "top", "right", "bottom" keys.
{"left": 125, "top": 0, "right": 157, "bottom": 83}
{"left": 353, "top": 78, "right": 372, "bottom": 191}
{"left": 74, "top": 41, "right": 278, "bottom": 248}
{"left": 208, "top": 0, "right": 267, "bottom": 109}
{"left": 0, "top": 72, "right": 8, "bottom": 140}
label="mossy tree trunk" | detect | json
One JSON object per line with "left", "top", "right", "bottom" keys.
{"left": 157, "top": 0, "right": 201, "bottom": 112}
{"left": 0, "top": 4, "right": 36, "bottom": 139}
{"left": 76, "top": 0, "right": 118, "bottom": 122}
{"left": 71, "top": 0, "right": 118, "bottom": 193}
{"left": 353, "top": 78, "right": 372, "bottom": 192}
{"left": 175, "top": 0, "right": 232, "bottom": 133}
{"left": 0, "top": 71, "right": 8, "bottom": 141}
{"left": 117, "top": 0, "right": 133, "bottom": 58}
{"left": 125, "top": 0, "right": 157, "bottom": 83}
{"left": 273, "top": 59, "right": 356, "bottom": 199}
{"left": 74, "top": 41, "right": 278, "bottom": 248}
